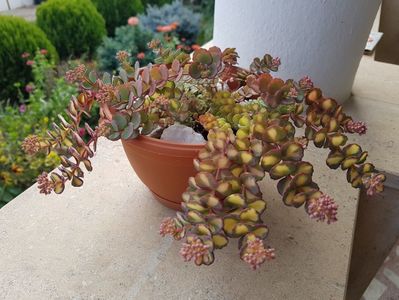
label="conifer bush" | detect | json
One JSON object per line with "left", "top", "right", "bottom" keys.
{"left": 97, "top": 25, "right": 156, "bottom": 71}
{"left": 139, "top": 0, "right": 201, "bottom": 45}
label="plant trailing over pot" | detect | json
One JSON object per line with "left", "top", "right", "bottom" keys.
{"left": 23, "top": 44, "right": 385, "bottom": 270}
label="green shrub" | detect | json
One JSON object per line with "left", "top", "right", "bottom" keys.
{"left": 0, "top": 51, "right": 77, "bottom": 207}
{"left": 193, "top": 0, "right": 214, "bottom": 45}
{"left": 97, "top": 25, "right": 157, "bottom": 71}
{"left": 36, "top": 0, "right": 106, "bottom": 59}
{"left": 0, "top": 16, "right": 57, "bottom": 102}
{"left": 91, "top": 0, "right": 144, "bottom": 35}
{"left": 139, "top": 0, "right": 201, "bottom": 45}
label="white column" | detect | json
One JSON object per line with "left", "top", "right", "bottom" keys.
{"left": 213, "top": 0, "right": 381, "bottom": 103}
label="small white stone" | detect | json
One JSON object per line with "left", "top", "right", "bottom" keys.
{"left": 160, "top": 124, "right": 205, "bottom": 144}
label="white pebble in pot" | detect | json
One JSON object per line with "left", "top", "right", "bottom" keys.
{"left": 160, "top": 124, "right": 205, "bottom": 144}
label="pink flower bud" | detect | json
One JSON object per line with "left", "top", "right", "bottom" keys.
{"left": 346, "top": 120, "right": 367, "bottom": 135}
{"left": 128, "top": 16, "right": 139, "bottom": 26}
{"left": 299, "top": 76, "right": 314, "bottom": 90}
{"left": 25, "top": 84, "right": 35, "bottom": 93}
{"left": 271, "top": 57, "right": 281, "bottom": 68}
{"left": 136, "top": 52, "right": 145, "bottom": 60}
{"left": 19, "top": 104, "right": 27, "bottom": 113}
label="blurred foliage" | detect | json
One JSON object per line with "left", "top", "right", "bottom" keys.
{"left": 139, "top": 0, "right": 201, "bottom": 45}
{"left": 0, "top": 52, "right": 77, "bottom": 207}
{"left": 91, "top": 0, "right": 144, "bottom": 36}
{"left": 97, "top": 24, "right": 181, "bottom": 71}
{"left": 0, "top": 15, "right": 57, "bottom": 103}
{"left": 97, "top": 25, "right": 156, "bottom": 71}
{"left": 141, "top": 0, "right": 173, "bottom": 7}
{"left": 182, "top": 0, "right": 215, "bottom": 45}
{"left": 36, "top": 0, "right": 106, "bottom": 59}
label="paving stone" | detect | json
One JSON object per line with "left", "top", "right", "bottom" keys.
{"left": 0, "top": 5, "right": 36, "bottom": 21}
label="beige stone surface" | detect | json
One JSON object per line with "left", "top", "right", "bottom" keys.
{"left": 0, "top": 55, "right": 398, "bottom": 300}
{"left": 0, "top": 140, "right": 359, "bottom": 300}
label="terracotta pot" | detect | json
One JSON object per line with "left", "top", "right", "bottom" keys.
{"left": 121, "top": 136, "right": 204, "bottom": 210}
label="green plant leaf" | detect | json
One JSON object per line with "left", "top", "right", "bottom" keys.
{"left": 102, "top": 72, "right": 111, "bottom": 84}
{"left": 88, "top": 71, "right": 97, "bottom": 83}
{"left": 131, "top": 112, "right": 141, "bottom": 129}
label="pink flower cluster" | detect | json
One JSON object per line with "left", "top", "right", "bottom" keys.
{"left": 299, "top": 76, "right": 314, "bottom": 90}
{"left": 65, "top": 64, "right": 86, "bottom": 83}
{"left": 21, "top": 135, "right": 40, "bottom": 155}
{"left": 271, "top": 57, "right": 281, "bottom": 69}
{"left": 241, "top": 237, "right": 275, "bottom": 270}
{"left": 159, "top": 217, "right": 178, "bottom": 237}
{"left": 37, "top": 172, "right": 54, "bottom": 195}
{"left": 179, "top": 237, "right": 209, "bottom": 263}
{"left": 95, "top": 82, "right": 116, "bottom": 104}
{"left": 287, "top": 87, "right": 298, "bottom": 98}
{"left": 346, "top": 120, "right": 367, "bottom": 135}
{"left": 116, "top": 50, "right": 130, "bottom": 63}
{"left": 362, "top": 173, "right": 385, "bottom": 196}
{"left": 306, "top": 194, "right": 338, "bottom": 224}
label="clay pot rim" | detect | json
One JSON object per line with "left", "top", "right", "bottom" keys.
{"left": 122, "top": 134, "right": 205, "bottom": 158}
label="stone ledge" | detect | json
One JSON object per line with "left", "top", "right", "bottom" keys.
{"left": 0, "top": 55, "right": 398, "bottom": 299}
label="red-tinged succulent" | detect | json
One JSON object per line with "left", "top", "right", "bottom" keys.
{"left": 24, "top": 44, "right": 385, "bottom": 270}
{"left": 189, "top": 47, "right": 223, "bottom": 79}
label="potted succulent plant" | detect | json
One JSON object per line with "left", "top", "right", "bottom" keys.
{"left": 23, "top": 43, "right": 385, "bottom": 270}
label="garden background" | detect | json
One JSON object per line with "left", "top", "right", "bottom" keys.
{"left": 0, "top": 0, "right": 215, "bottom": 207}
